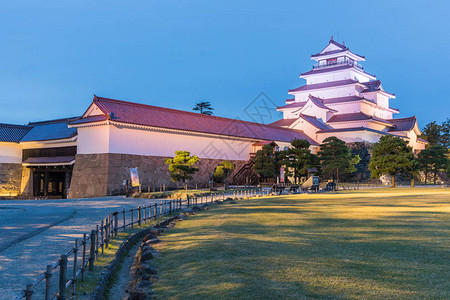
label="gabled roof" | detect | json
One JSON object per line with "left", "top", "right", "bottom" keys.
{"left": 299, "top": 114, "right": 332, "bottom": 130}
{"left": 361, "top": 80, "right": 395, "bottom": 97}
{"left": 289, "top": 79, "right": 359, "bottom": 93}
{"left": 21, "top": 118, "right": 78, "bottom": 142}
{"left": 387, "top": 116, "right": 418, "bottom": 132}
{"left": 327, "top": 112, "right": 394, "bottom": 126}
{"left": 307, "top": 95, "right": 337, "bottom": 111}
{"left": 70, "top": 96, "right": 318, "bottom": 145}
{"left": 0, "top": 123, "right": 32, "bottom": 143}
{"left": 311, "top": 38, "right": 365, "bottom": 60}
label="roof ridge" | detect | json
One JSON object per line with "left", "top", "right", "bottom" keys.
{"left": 0, "top": 123, "right": 31, "bottom": 128}
{"left": 28, "top": 117, "right": 80, "bottom": 126}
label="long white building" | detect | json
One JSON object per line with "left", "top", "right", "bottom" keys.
{"left": 0, "top": 38, "right": 427, "bottom": 198}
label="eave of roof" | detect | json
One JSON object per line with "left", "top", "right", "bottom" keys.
{"left": 327, "top": 113, "right": 394, "bottom": 126}
{"left": 300, "top": 64, "right": 375, "bottom": 78}
{"left": 317, "top": 126, "right": 408, "bottom": 139}
{"left": 288, "top": 79, "right": 360, "bottom": 93}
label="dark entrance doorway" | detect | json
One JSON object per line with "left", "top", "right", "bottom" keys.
{"left": 32, "top": 167, "right": 72, "bottom": 198}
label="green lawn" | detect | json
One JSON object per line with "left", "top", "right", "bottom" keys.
{"left": 152, "top": 188, "right": 450, "bottom": 300}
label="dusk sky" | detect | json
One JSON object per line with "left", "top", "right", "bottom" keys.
{"left": 1, "top": 0, "right": 449, "bottom": 127}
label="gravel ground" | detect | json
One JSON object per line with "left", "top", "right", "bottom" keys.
{"left": 0, "top": 196, "right": 164, "bottom": 299}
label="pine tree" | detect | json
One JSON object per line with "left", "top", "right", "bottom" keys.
{"left": 213, "top": 161, "right": 235, "bottom": 183}
{"left": 165, "top": 151, "right": 199, "bottom": 189}
{"left": 318, "top": 137, "right": 360, "bottom": 182}
{"left": 252, "top": 145, "right": 278, "bottom": 180}
{"left": 278, "top": 139, "right": 320, "bottom": 183}
{"left": 417, "top": 145, "right": 449, "bottom": 184}
{"left": 193, "top": 101, "right": 214, "bottom": 115}
{"left": 368, "top": 135, "right": 415, "bottom": 187}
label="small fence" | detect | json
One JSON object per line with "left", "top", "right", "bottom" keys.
{"left": 15, "top": 189, "right": 267, "bottom": 300}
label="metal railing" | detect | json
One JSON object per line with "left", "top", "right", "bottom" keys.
{"left": 15, "top": 189, "right": 270, "bottom": 299}
{"left": 313, "top": 60, "right": 364, "bottom": 70}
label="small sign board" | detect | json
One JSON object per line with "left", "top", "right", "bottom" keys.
{"left": 130, "top": 168, "right": 140, "bottom": 187}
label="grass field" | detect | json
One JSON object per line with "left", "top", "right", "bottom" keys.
{"left": 152, "top": 188, "right": 450, "bottom": 300}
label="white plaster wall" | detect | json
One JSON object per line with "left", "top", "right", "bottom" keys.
{"left": 0, "top": 142, "right": 22, "bottom": 163}
{"left": 290, "top": 119, "right": 320, "bottom": 138}
{"left": 108, "top": 125, "right": 254, "bottom": 161}
{"left": 77, "top": 125, "right": 110, "bottom": 154}
{"left": 293, "top": 85, "right": 358, "bottom": 102}
{"left": 305, "top": 70, "right": 372, "bottom": 85}
{"left": 327, "top": 102, "right": 361, "bottom": 114}
{"left": 317, "top": 130, "right": 382, "bottom": 144}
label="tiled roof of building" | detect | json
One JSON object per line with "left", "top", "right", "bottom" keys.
{"left": 0, "top": 123, "right": 32, "bottom": 143}
{"left": 289, "top": 79, "right": 358, "bottom": 93}
{"left": 328, "top": 113, "right": 393, "bottom": 125}
{"left": 308, "top": 95, "right": 337, "bottom": 111}
{"left": 317, "top": 127, "right": 406, "bottom": 138}
{"left": 22, "top": 156, "right": 75, "bottom": 165}
{"left": 299, "top": 114, "right": 332, "bottom": 130}
{"left": 70, "top": 96, "right": 318, "bottom": 145}
{"left": 278, "top": 95, "right": 369, "bottom": 111}
{"left": 21, "top": 118, "right": 78, "bottom": 142}
{"left": 268, "top": 119, "right": 297, "bottom": 127}
{"left": 277, "top": 101, "right": 307, "bottom": 110}
{"left": 387, "top": 116, "right": 417, "bottom": 132}
{"left": 300, "top": 64, "right": 375, "bottom": 78}
{"left": 311, "top": 39, "right": 365, "bottom": 59}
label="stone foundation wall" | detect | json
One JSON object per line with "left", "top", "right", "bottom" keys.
{"left": 69, "top": 153, "right": 247, "bottom": 198}
{"left": 0, "top": 163, "right": 23, "bottom": 196}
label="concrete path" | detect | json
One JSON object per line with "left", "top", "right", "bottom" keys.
{"left": 0, "top": 196, "right": 163, "bottom": 299}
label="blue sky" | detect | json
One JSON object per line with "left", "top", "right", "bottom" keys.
{"left": 1, "top": 0, "right": 449, "bottom": 127}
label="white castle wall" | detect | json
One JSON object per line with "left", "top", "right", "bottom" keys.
{"left": 0, "top": 142, "right": 22, "bottom": 163}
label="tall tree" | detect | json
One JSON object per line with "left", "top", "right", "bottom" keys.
{"left": 278, "top": 139, "right": 320, "bottom": 183}
{"left": 252, "top": 145, "right": 278, "bottom": 180}
{"left": 213, "top": 161, "right": 235, "bottom": 183}
{"left": 417, "top": 145, "right": 449, "bottom": 184}
{"left": 317, "top": 137, "right": 360, "bottom": 182}
{"left": 165, "top": 150, "right": 199, "bottom": 189}
{"left": 193, "top": 101, "right": 214, "bottom": 115}
{"left": 421, "top": 121, "right": 442, "bottom": 146}
{"left": 440, "top": 118, "right": 450, "bottom": 149}
{"left": 350, "top": 142, "right": 372, "bottom": 181}
{"left": 368, "top": 135, "right": 415, "bottom": 187}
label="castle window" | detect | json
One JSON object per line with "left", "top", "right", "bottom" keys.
{"left": 327, "top": 58, "right": 337, "bottom": 65}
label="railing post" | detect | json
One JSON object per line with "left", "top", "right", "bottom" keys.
{"left": 154, "top": 203, "right": 157, "bottom": 219}
{"left": 100, "top": 220, "right": 104, "bottom": 255}
{"left": 105, "top": 217, "right": 109, "bottom": 248}
{"left": 72, "top": 239, "right": 78, "bottom": 295}
{"left": 81, "top": 234, "right": 86, "bottom": 281}
{"left": 131, "top": 208, "right": 134, "bottom": 228}
{"left": 122, "top": 208, "right": 126, "bottom": 230}
{"left": 95, "top": 225, "right": 99, "bottom": 260}
{"left": 160, "top": 202, "right": 163, "bottom": 217}
{"left": 25, "top": 284, "right": 33, "bottom": 300}
{"left": 143, "top": 205, "right": 146, "bottom": 223}
{"left": 89, "top": 230, "right": 96, "bottom": 271}
{"left": 138, "top": 206, "right": 142, "bottom": 226}
{"left": 114, "top": 212, "right": 118, "bottom": 236}
{"left": 169, "top": 200, "right": 172, "bottom": 213}
{"left": 187, "top": 196, "right": 190, "bottom": 208}
{"left": 59, "top": 254, "right": 68, "bottom": 300}
{"left": 44, "top": 265, "right": 52, "bottom": 300}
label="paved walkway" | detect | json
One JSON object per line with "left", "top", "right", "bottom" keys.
{"left": 0, "top": 196, "right": 163, "bottom": 299}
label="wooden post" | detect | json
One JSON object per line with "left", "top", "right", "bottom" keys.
{"left": 89, "top": 230, "right": 96, "bottom": 271}
{"left": 187, "top": 195, "right": 190, "bottom": 208}
{"left": 81, "top": 234, "right": 86, "bottom": 281}
{"left": 154, "top": 203, "right": 157, "bottom": 219}
{"left": 104, "top": 217, "right": 109, "bottom": 248}
{"left": 100, "top": 220, "right": 104, "bottom": 255}
{"left": 95, "top": 225, "right": 99, "bottom": 260}
{"left": 59, "top": 254, "right": 68, "bottom": 300}
{"left": 131, "top": 208, "right": 134, "bottom": 228}
{"left": 169, "top": 200, "right": 172, "bottom": 214}
{"left": 138, "top": 206, "right": 141, "bottom": 226}
{"left": 160, "top": 202, "right": 163, "bottom": 217}
{"left": 25, "top": 284, "right": 33, "bottom": 300}
{"left": 143, "top": 205, "right": 146, "bottom": 223}
{"left": 114, "top": 212, "right": 118, "bottom": 236}
{"left": 122, "top": 208, "right": 126, "bottom": 230}
{"left": 44, "top": 265, "right": 52, "bottom": 300}
{"left": 72, "top": 239, "right": 78, "bottom": 295}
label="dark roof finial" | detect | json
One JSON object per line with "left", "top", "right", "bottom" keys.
{"left": 330, "top": 35, "right": 334, "bottom": 42}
